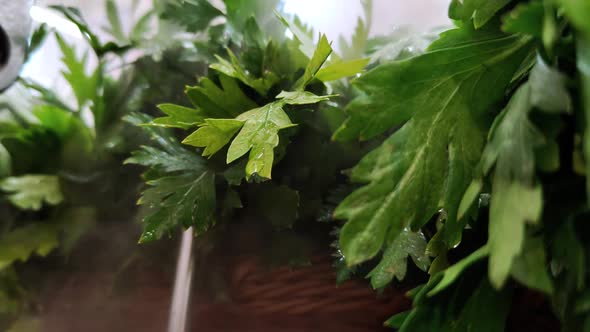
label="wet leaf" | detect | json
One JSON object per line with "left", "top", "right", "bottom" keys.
{"left": 502, "top": 2, "right": 544, "bottom": 37}
{"left": 367, "top": 228, "right": 429, "bottom": 288}
{"left": 225, "top": 101, "right": 296, "bottom": 179}
{"left": 480, "top": 81, "right": 553, "bottom": 288}
{"left": 334, "top": 23, "right": 533, "bottom": 266}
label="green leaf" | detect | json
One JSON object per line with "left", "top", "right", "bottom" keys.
{"left": 542, "top": 2, "right": 558, "bottom": 52}
{"left": 194, "top": 87, "right": 332, "bottom": 180}
{"left": 457, "top": 179, "right": 483, "bottom": 221}
{"left": 152, "top": 103, "right": 206, "bottom": 129}
{"left": 481, "top": 84, "right": 545, "bottom": 178}
{"left": 210, "top": 49, "right": 278, "bottom": 95}
{"left": 276, "top": 90, "right": 334, "bottom": 105}
{"left": 226, "top": 101, "right": 296, "bottom": 180}
{"left": 32, "top": 105, "right": 77, "bottom": 140}
{"left": 449, "top": 0, "right": 512, "bottom": 28}
{"left": 295, "top": 34, "right": 332, "bottom": 89}
{"left": 182, "top": 119, "right": 244, "bottom": 156}
{"left": 20, "top": 79, "right": 72, "bottom": 111}
{"left": 27, "top": 24, "right": 49, "bottom": 58}
{"left": 139, "top": 171, "right": 216, "bottom": 242}
{"left": 367, "top": 228, "right": 429, "bottom": 288}
{"left": 502, "top": 2, "right": 544, "bottom": 37}
{"left": 510, "top": 236, "right": 553, "bottom": 294}
{"left": 224, "top": 0, "right": 282, "bottom": 36}
{"left": 385, "top": 311, "right": 410, "bottom": 329}
{"left": 529, "top": 57, "right": 572, "bottom": 113}
{"left": 0, "top": 224, "right": 59, "bottom": 270}
{"left": 489, "top": 182, "right": 542, "bottom": 288}
{"left": 185, "top": 75, "right": 258, "bottom": 119}
{"left": 334, "top": 24, "right": 532, "bottom": 265}
{"left": 276, "top": 13, "right": 316, "bottom": 58}
{"left": 0, "top": 175, "right": 64, "bottom": 211}
{"left": 315, "top": 58, "right": 370, "bottom": 82}
{"left": 105, "top": 0, "right": 126, "bottom": 41}
{"left": 55, "top": 34, "right": 98, "bottom": 111}
{"left": 401, "top": 275, "right": 512, "bottom": 332}
{"left": 50, "top": 6, "right": 103, "bottom": 53}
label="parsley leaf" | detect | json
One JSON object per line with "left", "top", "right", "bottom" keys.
{"left": 367, "top": 227, "right": 429, "bottom": 289}
{"left": 55, "top": 34, "right": 99, "bottom": 111}
{"left": 125, "top": 114, "right": 216, "bottom": 242}
{"left": 224, "top": 92, "right": 331, "bottom": 180}
{"left": 0, "top": 224, "right": 59, "bottom": 270}
{"left": 333, "top": 23, "right": 533, "bottom": 266}
{"left": 184, "top": 74, "right": 257, "bottom": 119}
{"left": 467, "top": 60, "right": 570, "bottom": 288}
{"left": 449, "top": 0, "right": 512, "bottom": 28}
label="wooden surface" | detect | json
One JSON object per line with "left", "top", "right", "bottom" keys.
{"left": 36, "top": 223, "right": 408, "bottom": 332}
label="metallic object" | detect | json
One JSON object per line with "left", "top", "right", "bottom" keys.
{"left": 167, "top": 228, "right": 195, "bottom": 332}
{"left": 0, "top": 0, "right": 34, "bottom": 91}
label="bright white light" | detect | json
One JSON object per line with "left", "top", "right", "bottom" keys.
{"left": 30, "top": 6, "right": 83, "bottom": 39}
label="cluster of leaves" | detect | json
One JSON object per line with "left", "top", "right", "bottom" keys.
{"left": 127, "top": 0, "right": 373, "bottom": 243}
{"left": 329, "top": 0, "right": 590, "bottom": 330}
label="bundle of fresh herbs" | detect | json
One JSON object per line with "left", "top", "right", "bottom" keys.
{"left": 3, "top": 0, "right": 590, "bottom": 330}
{"left": 130, "top": 0, "right": 590, "bottom": 330}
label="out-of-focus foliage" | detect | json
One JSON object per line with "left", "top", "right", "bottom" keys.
{"left": 0, "top": 0, "right": 225, "bottom": 321}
